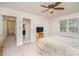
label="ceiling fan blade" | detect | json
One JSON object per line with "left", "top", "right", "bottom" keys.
{"left": 40, "top": 5, "right": 48, "bottom": 8}
{"left": 54, "top": 7, "right": 64, "bottom": 10}
{"left": 41, "top": 9, "right": 48, "bottom": 13}
{"left": 53, "top": 2, "right": 61, "bottom": 7}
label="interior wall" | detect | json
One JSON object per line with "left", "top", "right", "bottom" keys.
{"left": 0, "top": 15, "right": 3, "bottom": 37}
{"left": 51, "top": 12, "right": 79, "bottom": 38}
{"left": 30, "top": 15, "right": 51, "bottom": 42}
{"left": 3, "top": 16, "right": 7, "bottom": 38}
{"left": 0, "top": 7, "right": 51, "bottom": 46}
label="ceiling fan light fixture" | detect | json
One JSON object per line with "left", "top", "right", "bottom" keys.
{"left": 41, "top": 2, "right": 64, "bottom": 14}
{"left": 48, "top": 8, "right": 54, "bottom": 14}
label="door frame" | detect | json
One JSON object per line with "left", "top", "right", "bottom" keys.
{"left": 22, "top": 18, "right": 31, "bottom": 44}
{"left": 2, "top": 15, "right": 17, "bottom": 38}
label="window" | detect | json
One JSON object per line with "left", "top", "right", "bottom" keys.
{"left": 68, "top": 19, "right": 78, "bottom": 33}
{"left": 60, "top": 20, "right": 67, "bottom": 32}
{"left": 60, "top": 18, "right": 79, "bottom": 33}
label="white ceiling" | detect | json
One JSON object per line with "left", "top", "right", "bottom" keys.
{"left": 0, "top": 2, "right": 79, "bottom": 18}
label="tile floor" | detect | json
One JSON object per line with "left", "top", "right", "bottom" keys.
{"left": 3, "top": 35, "right": 41, "bottom": 56}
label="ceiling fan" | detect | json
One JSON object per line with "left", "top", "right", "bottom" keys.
{"left": 41, "top": 2, "right": 64, "bottom": 14}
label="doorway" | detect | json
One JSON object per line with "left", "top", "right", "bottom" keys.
{"left": 3, "top": 15, "right": 16, "bottom": 47}
{"left": 22, "top": 18, "right": 31, "bottom": 44}
{"left": 7, "top": 19, "right": 16, "bottom": 36}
